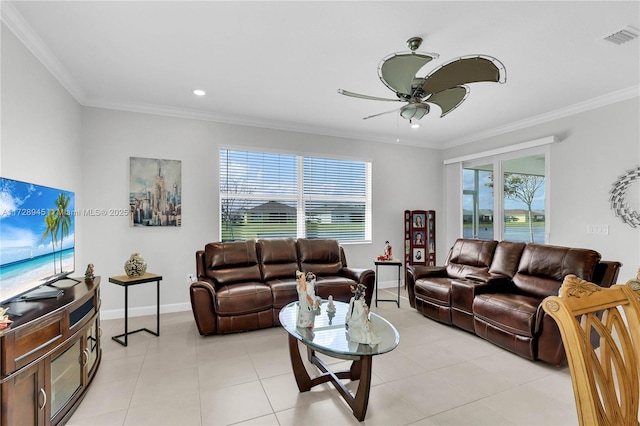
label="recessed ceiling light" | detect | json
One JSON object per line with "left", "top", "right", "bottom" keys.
{"left": 193, "top": 89, "right": 206, "bottom": 96}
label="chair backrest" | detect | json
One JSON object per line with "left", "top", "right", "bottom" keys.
{"left": 513, "top": 244, "right": 600, "bottom": 299}
{"left": 444, "top": 238, "right": 498, "bottom": 279}
{"left": 296, "top": 238, "right": 343, "bottom": 276}
{"left": 542, "top": 273, "right": 640, "bottom": 426}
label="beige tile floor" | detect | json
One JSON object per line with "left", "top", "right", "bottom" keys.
{"left": 67, "top": 288, "right": 579, "bottom": 426}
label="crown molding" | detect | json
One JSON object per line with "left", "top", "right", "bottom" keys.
{"left": 82, "top": 96, "right": 435, "bottom": 148}
{"left": 443, "top": 85, "right": 640, "bottom": 149}
{"left": 3, "top": 1, "right": 637, "bottom": 151}
{"left": 1, "top": 1, "right": 85, "bottom": 103}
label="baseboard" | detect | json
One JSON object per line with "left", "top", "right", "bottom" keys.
{"left": 377, "top": 279, "right": 405, "bottom": 289}
{"left": 100, "top": 302, "right": 192, "bottom": 320}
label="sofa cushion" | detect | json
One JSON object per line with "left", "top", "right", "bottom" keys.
{"left": 204, "top": 240, "right": 262, "bottom": 284}
{"left": 313, "top": 276, "right": 357, "bottom": 302}
{"left": 445, "top": 239, "right": 498, "bottom": 278}
{"left": 513, "top": 244, "right": 600, "bottom": 299}
{"left": 488, "top": 241, "right": 526, "bottom": 277}
{"left": 297, "top": 238, "right": 343, "bottom": 276}
{"left": 215, "top": 282, "right": 273, "bottom": 315}
{"left": 258, "top": 238, "right": 299, "bottom": 281}
{"left": 268, "top": 278, "right": 298, "bottom": 309}
{"left": 415, "top": 278, "right": 453, "bottom": 305}
{"left": 473, "top": 293, "right": 541, "bottom": 337}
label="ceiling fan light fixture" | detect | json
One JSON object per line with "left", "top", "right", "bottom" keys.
{"left": 193, "top": 89, "right": 206, "bottom": 96}
{"left": 410, "top": 120, "right": 421, "bottom": 129}
{"left": 400, "top": 102, "right": 429, "bottom": 120}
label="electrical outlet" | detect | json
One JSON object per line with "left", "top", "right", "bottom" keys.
{"left": 187, "top": 273, "right": 195, "bottom": 284}
{"left": 587, "top": 225, "right": 609, "bottom": 235}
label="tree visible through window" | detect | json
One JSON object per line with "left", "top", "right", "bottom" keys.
{"left": 220, "top": 149, "right": 371, "bottom": 242}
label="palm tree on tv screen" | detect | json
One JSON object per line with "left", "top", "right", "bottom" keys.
{"left": 41, "top": 209, "right": 58, "bottom": 274}
{"left": 54, "top": 192, "right": 71, "bottom": 272}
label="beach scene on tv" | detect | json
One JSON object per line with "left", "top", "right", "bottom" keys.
{"left": 0, "top": 177, "right": 75, "bottom": 303}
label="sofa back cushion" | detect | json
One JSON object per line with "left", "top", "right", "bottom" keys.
{"left": 204, "top": 240, "right": 262, "bottom": 285}
{"left": 512, "top": 244, "right": 601, "bottom": 298}
{"left": 258, "top": 238, "right": 299, "bottom": 281}
{"left": 488, "top": 241, "right": 526, "bottom": 278}
{"left": 445, "top": 239, "right": 498, "bottom": 278}
{"left": 297, "top": 238, "right": 342, "bottom": 276}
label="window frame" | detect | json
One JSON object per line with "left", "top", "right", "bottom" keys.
{"left": 461, "top": 145, "right": 550, "bottom": 243}
{"left": 219, "top": 147, "right": 372, "bottom": 243}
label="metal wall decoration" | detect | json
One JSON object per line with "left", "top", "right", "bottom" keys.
{"left": 609, "top": 165, "right": 640, "bottom": 228}
{"left": 129, "top": 157, "right": 182, "bottom": 227}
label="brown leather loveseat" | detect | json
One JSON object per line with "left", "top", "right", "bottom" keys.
{"left": 406, "top": 238, "right": 621, "bottom": 366}
{"left": 190, "top": 238, "right": 375, "bottom": 335}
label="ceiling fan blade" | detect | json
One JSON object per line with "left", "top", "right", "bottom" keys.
{"left": 422, "top": 56, "right": 506, "bottom": 96}
{"left": 337, "top": 89, "right": 401, "bottom": 102}
{"left": 426, "top": 86, "right": 469, "bottom": 117}
{"left": 378, "top": 52, "right": 438, "bottom": 96}
{"left": 362, "top": 107, "right": 402, "bottom": 120}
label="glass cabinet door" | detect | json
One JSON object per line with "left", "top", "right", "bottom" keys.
{"left": 50, "top": 338, "right": 82, "bottom": 420}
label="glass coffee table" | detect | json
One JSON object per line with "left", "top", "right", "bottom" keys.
{"left": 279, "top": 300, "right": 399, "bottom": 421}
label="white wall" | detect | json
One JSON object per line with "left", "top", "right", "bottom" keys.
{"left": 443, "top": 97, "right": 640, "bottom": 281}
{"left": 1, "top": 24, "right": 85, "bottom": 272}
{"left": 80, "top": 107, "right": 443, "bottom": 318}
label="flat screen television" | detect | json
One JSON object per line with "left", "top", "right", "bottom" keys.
{"left": 0, "top": 177, "right": 75, "bottom": 305}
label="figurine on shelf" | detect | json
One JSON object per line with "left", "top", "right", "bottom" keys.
{"left": 345, "top": 283, "right": 381, "bottom": 346}
{"left": 84, "top": 263, "right": 95, "bottom": 281}
{"left": 384, "top": 241, "right": 392, "bottom": 258}
{"left": 377, "top": 240, "right": 393, "bottom": 261}
{"left": 296, "top": 270, "right": 321, "bottom": 328}
{"left": 0, "top": 307, "right": 13, "bottom": 330}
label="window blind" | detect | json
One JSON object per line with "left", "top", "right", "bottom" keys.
{"left": 220, "top": 149, "right": 371, "bottom": 242}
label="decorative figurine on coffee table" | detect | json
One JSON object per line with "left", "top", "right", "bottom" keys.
{"left": 84, "top": 263, "right": 95, "bottom": 281}
{"left": 296, "top": 270, "right": 321, "bottom": 328}
{"left": 327, "top": 295, "right": 336, "bottom": 313}
{"left": 345, "top": 283, "right": 381, "bottom": 346}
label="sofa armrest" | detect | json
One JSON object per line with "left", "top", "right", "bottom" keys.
{"left": 592, "top": 260, "right": 622, "bottom": 288}
{"left": 405, "top": 265, "right": 446, "bottom": 308}
{"left": 341, "top": 266, "right": 374, "bottom": 284}
{"left": 408, "top": 265, "right": 447, "bottom": 279}
{"left": 190, "top": 279, "right": 218, "bottom": 335}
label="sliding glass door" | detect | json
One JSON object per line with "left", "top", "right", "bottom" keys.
{"left": 462, "top": 149, "right": 547, "bottom": 243}
{"left": 502, "top": 155, "right": 546, "bottom": 243}
{"left": 463, "top": 163, "right": 494, "bottom": 239}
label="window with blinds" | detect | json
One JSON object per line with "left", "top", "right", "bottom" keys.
{"left": 220, "top": 148, "right": 371, "bottom": 243}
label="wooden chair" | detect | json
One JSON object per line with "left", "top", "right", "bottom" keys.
{"left": 542, "top": 272, "right": 640, "bottom": 426}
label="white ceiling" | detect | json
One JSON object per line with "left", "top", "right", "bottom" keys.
{"left": 3, "top": 1, "right": 639, "bottom": 149}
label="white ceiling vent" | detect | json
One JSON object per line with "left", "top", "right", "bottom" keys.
{"left": 603, "top": 26, "right": 640, "bottom": 45}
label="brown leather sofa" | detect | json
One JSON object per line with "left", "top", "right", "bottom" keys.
{"left": 190, "top": 238, "right": 375, "bottom": 335}
{"left": 406, "top": 238, "right": 621, "bottom": 366}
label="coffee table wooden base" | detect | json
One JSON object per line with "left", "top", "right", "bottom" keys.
{"left": 287, "top": 334, "right": 373, "bottom": 421}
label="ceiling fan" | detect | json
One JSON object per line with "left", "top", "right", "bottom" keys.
{"left": 338, "top": 37, "right": 506, "bottom": 123}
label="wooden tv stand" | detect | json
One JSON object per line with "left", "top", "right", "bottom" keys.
{"left": 0, "top": 277, "right": 101, "bottom": 425}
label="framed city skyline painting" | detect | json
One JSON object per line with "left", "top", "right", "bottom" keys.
{"left": 129, "top": 157, "right": 182, "bottom": 227}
